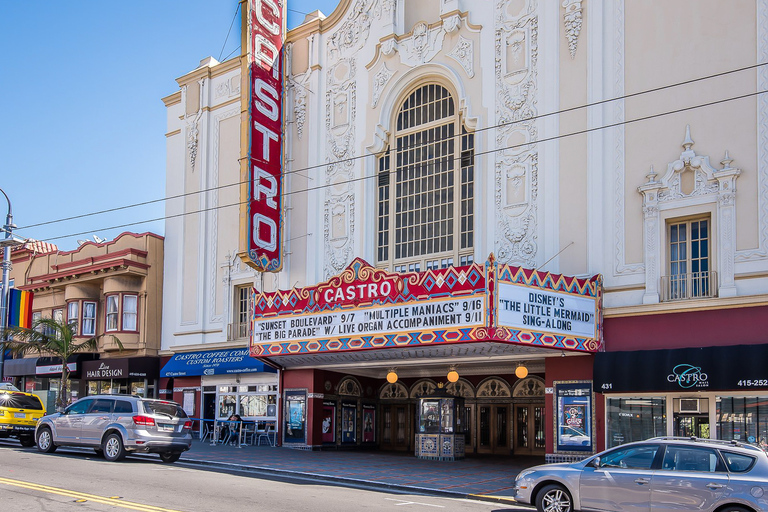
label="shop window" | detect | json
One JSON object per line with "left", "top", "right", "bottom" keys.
{"left": 122, "top": 295, "right": 138, "bottom": 331}
{"left": 234, "top": 285, "right": 251, "bottom": 339}
{"left": 106, "top": 296, "right": 119, "bottom": 332}
{"left": 67, "top": 302, "right": 79, "bottom": 335}
{"left": 662, "top": 217, "right": 715, "bottom": 301}
{"left": 717, "top": 396, "right": 768, "bottom": 448}
{"left": 82, "top": 301, "right": 97, "bottom": 336}
{"left": 606, "top": 397, "right": 666, "bottom": 448}
{"left": 376, "top": 83, "right": 474, "bottom": 272}
{"left": 216, "top": 384, "right": 277, "bottom": 420}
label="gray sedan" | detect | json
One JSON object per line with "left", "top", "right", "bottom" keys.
{"left": 513, "top": 437, "right": 768, "bottom": 512}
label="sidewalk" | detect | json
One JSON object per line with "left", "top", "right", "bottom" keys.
{"left": 153, "top": 439, "right": 542, "bottom": 502}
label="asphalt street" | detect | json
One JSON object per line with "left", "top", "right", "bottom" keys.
{"left": 0, "top": 441, "right": 535, "bottom": 512}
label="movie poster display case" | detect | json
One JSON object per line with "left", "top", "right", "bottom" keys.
{"left": 415, "top": 387, "right": 465, "bottom": 461}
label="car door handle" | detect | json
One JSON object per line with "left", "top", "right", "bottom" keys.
{"left": 707, "top": 483, "right": 726, "bottom": 490}
{"left": 634, "top": 478, "right": 650, "bottom": 485}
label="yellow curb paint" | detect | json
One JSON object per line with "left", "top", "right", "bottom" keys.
{"left": 0, "top": 477, "right": 185, "bottom": 512}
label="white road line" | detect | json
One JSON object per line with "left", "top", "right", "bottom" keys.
{"left": 384, "top": 498, "right": 445, "bottom": 508}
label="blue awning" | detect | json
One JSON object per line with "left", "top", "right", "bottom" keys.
{"left": 160, "top": 348, "right": 276, "bottom": 378}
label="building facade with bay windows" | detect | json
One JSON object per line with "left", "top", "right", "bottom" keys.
{"left": 161, "top": 0, "right": 768, "bottom": 460}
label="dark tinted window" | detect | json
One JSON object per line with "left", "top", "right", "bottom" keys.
{"left": 662, "top": 445, "right": 725, "bottom": 473}
{"left": 66, "top": 399, "right": 92, "bottom": 415}
{"left": 599, "top": 444, "right": 659, "bottom": 470}
{"left": 89, "top": 399, "right": 113, "bottom": 414}
{"left": 142, "top": 400, "right": 187, "bottom": 418}
{"left": 0, "top": 392, "right": 44, "bottom": 410}
{"left": 113, "top": 400, "right": 134, "bottom": 414}
{"left": 720, "top": 451, "right": 756, "bottom": 473}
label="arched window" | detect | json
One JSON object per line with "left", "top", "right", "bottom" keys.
{"left": 377, "top": 84, "right": 475, "bottom": 272}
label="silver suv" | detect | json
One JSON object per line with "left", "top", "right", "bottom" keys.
{"left": 35, "top": 395, "right": 192, "bottom": 463}
{"left": 513, "top": 437, "right": 768, "bottom": 512}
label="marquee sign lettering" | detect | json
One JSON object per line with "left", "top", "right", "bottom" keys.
{"left": 246, "top": 0, "right": 285, "bottom": 272}
{"left": 250, "top": 256, "right": 603, "bottom": 357}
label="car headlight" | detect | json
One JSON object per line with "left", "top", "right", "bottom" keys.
{"left": 515, "top": 469, "right": 536, "bottom": 482}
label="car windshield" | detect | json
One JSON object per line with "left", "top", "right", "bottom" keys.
{"left": 143, "top": 400, "right": 187, "bottom": 418}
{"left": 0, "top": 392, "right": 43, "bottom": 410}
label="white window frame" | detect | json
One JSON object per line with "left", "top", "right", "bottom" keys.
{"left": 82, "top": 301, "right": 97, "bottom": 336}
{"left": 106, "top": 295, "right": 119, "bottom": 332}
{"left": 235, "top": 285, "right": 251, "bottom": 339}
{"left": 67, "top": 302, "right": 79, "bottom": 335}
{"left": 122, "top": 295, "right": 138, "bottom": 332}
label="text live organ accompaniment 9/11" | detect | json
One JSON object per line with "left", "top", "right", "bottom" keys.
{"left": 252, "top": 297, "right": 485, "bottom": 345}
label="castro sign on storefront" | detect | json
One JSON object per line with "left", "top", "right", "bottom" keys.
{"left": 250, "top": 256, "right": 602, "bottom": 357}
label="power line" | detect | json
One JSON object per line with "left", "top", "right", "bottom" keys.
{"left": 17, "top": 61, "right": 766, "bottom": 233}
{"left": 218, "top": 2, "right": 241, "bottom": 62}
{"left": 36, "top": 86, "right": 768, "bottom": 243}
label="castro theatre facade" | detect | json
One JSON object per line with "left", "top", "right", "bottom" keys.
{"left": 249, "top": 256, "right": 602, "bottom": 460}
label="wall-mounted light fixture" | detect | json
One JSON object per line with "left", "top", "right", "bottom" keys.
{"left": 386, "top": 368, "right": 398, "bottom": 383}
{"left": 515, "top": 362, "right": 529, "bottom": 379}
{"left": 447, "top": 365, "right": 459, "bottom": 383}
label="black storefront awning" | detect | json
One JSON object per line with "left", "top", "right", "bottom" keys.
{"left": 3, "top": 357, "right": 39, "bottom": 376}
{"left": 594, "top": 344, "right": 768, "bottom": 393}
{"left": 82, "top": 357, "right": 159, "bottom": 380}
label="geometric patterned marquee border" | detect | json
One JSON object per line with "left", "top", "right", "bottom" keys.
{"left": 250, "top": 255, "right": 603, "bottom": 357}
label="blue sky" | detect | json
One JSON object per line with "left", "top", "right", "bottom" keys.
{"left": 0, "top": 0, "right": 340, "bottom": 251}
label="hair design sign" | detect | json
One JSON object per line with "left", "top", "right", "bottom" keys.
{"left": 246, "top": 0, "right": 285, "bottom": 272}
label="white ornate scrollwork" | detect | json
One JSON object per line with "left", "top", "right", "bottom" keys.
{"left": 328, "top": 0, "right": 375, "bottom": 60}
{"left": 562, "top": 0, "right": 582, "bottom": 59}
{"left": 448, "top": 36, "right": 475, "bottom": 78}
{"left": 638, "top": 126, "right": 742, "bottom": 302}
{"left": 399, "top": 22, "right": 447, "bottom": 66}
{"left": 494, "top": 0, "right": 539, "bottom": 267}
{"left": 372, "top": 64, "right": 395, "bottom": 108}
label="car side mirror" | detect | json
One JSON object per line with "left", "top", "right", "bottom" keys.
{"left": 590, "top": 457, "right": 601, "bottom": 468}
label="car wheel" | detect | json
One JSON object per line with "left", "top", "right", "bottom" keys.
{"left": 19, "top": 435, "right": 35, "bottom": 448}
{"left": 102, "top": 433, "right": 127, "bottom": 462}
{"left": 159, "top": 452, "right": 181, "bottom": 463}
{"left": 536, "top": 484, "right": 572, "bottom": 512}
{"left": 36, "top": 427, "right": 57, "bottom": 453}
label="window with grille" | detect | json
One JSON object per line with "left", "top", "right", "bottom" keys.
{"left": 663, "top": 217, "right": 715, "bottom": 301}
{"left": 376, "top": 84, "right": 474, "bottom": 272}
{"left": 235, "top": 286, "right": 251, "bottom": 339}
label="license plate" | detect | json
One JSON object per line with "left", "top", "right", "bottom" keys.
{"left": 157, "top": 423, "right": 175, "bottom": 432}
{"left": 14, "top": 413, "right": 25, "bottom": 419}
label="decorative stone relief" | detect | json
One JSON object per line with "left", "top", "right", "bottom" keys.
{"left": 562, "top": 0, "right": 583, "bottom": 59}
{"left": 379, "top": 382, "right": 408, "bottom": 399}
{"left": 372, "top": 64, "right": 395, "bottom": 108}
{"left": 476, "top": 378, "right": 512, "bottom": 398}
{"left": 494, "top": 0, "right": 539, "bottom": 267}
{"left": 337, "top": 377, "right": 362, "bottom": 396}
{"left": 324, "top": 56, "right": 358, "bottom": 277}
{"left": 184, "top": 79, "right": 205, "bottom": 173}
{"left": 373, "top": 0, "right": 396, "bottom": 19}
{"left": 399, "top": 22, "right": 447, "bottom": 66}
{"left": 215, "top": 75, "right": 240, "bottom": 98}
{"left": 513, "top": 376, "right": 544, "bottom": 397}
{"left": 447, "top": 36, "right": 475, "bottom": 78}
{"left": 410, "top": 380, "right": 437, "bottom": 398}
{"left": 443, "top": 14, "right": 461, "bottom": 33}
{"left": 328, "top": 0, "right": 375, "bottom": 60}
{"left": 638, "top": 126, "right": 742, "bottom": 303}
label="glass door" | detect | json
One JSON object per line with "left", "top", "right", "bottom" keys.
{"left": 674, "top": 413, "right": 710, "bottom": 438}
{"left": 514, "top": 404, "right": 546, "bottom": 455}
{"left": 477, "top": 404, "right": 510, "bottom": 454}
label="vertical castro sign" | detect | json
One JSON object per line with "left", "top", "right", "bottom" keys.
{"left": 248, "top": 0, "right": 284, "bottom": 272}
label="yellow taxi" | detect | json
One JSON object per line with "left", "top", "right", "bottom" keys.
{"left": 0, "top": 387, "right": 46, "bottom": 447}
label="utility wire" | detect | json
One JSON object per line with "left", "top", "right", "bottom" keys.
{"left": 36, "top": 86, "right": 768, "bottom": 243}
{"left": 17, "top": 61, "right": 766, "bottom": 232}
{"left": 218, "top": 3, "right": 241, "bottom": 62}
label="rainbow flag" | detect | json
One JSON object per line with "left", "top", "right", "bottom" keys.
{"left": 7, "top": 289, "right": 33, "bottom": 329}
